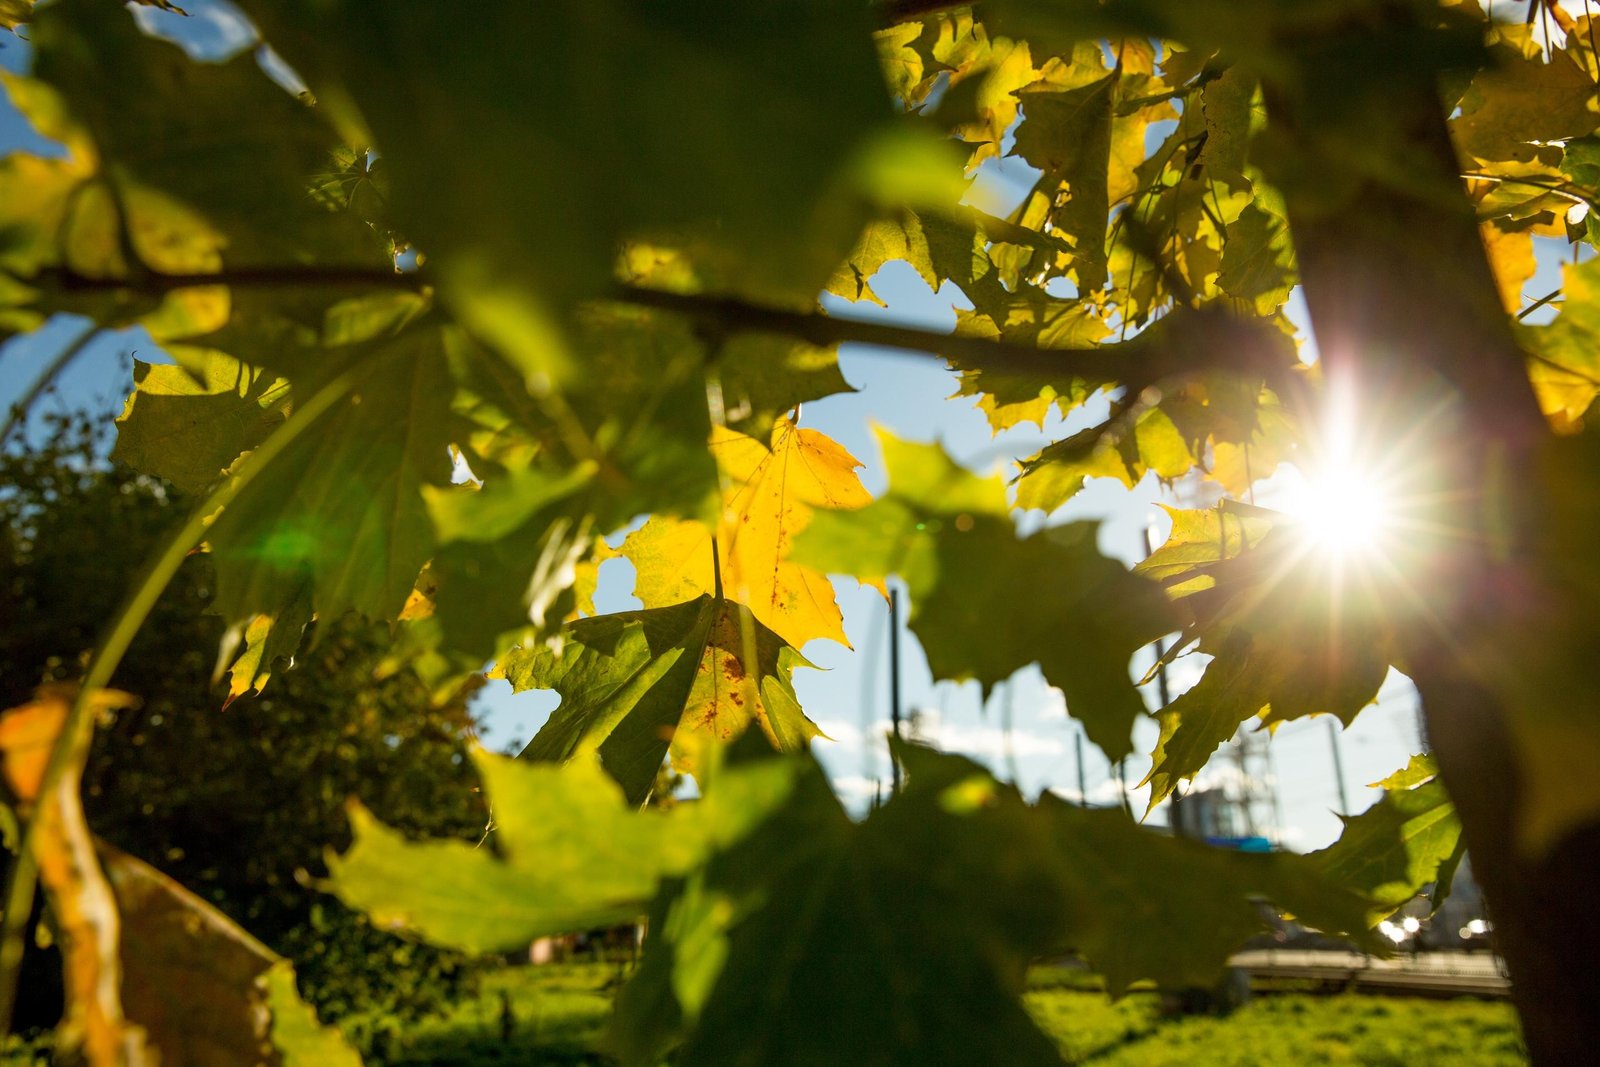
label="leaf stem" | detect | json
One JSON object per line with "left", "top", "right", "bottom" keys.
{"left": 0, "top": 364, "right": 362, "bottom": 1032}
{"left": 1517, "top": 286, "right": 1564, "bottom": 320}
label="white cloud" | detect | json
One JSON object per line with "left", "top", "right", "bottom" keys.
{"left": 1048, "top": 779, "right": 1139, "bottom": 808}
{"left": 829, "top": 775, "right": 888, "bottom": 802}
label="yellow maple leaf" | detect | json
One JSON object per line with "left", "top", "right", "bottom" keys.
{"left": 617, "top": 417, "right": 870, "bottom": 649}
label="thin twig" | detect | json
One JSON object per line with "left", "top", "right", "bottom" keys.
{"left": 1518, "top": 286, "right": 1564, "bottom": 320}
{"left": 0, "top": 320, "right": 99, "bottom": 445}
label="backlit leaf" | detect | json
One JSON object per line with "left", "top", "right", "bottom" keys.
{"left": 327, "top": 748, "right": 798, "bottom": 953}
{"left": 614, "top": 417, "right": 870, "bottom": 651}
{"left": 1310, "top": 776, "right": 1461, "bottom": 925}
{"left": 794, "top": 431, "right": 1176, "bottom": 760}
{"left": 498, "top": 594, "right": 819, "bottom": 804}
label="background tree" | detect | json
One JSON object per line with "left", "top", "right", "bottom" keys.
{"left": 1, "top": 414, "right": 487, "bottom": 1046}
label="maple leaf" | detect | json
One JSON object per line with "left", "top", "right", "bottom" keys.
{"left": 614, "top": 743, "right": 1380, "bottom": 1064}
{"left": 1309, "top": 764, "right": 1463, "bottom": 925}
{"left": 614, "top": 416, "right": 871, "bottom": 651}
{"left": 32, "top": 0, "right": 387, "bottom": 274}
{"left": 1136, "top": 504, "right": 1394, "bottom": 810}
{"left": 497, "top": 595, "right": 820, "bottom": 805}
{"left": 237, "top": 0, "right": 901, "bottom": 380}
{"left": 326, "top": 748, "right": 799, "bottom": 952}
{"left": 1518, "top": 255, "right": 1600, "bottom": 430}
{"left": 112, "top": 351, "right": 290, "bottom": 495}
{"left": 1454, "top": 24, "right": 1600, "bottom": 165}
{"left": 1013, "top": 70, "right": 1115, "bottom": 291}
{"left": 794, "top": 430, "right": 1177, "bottom": 761}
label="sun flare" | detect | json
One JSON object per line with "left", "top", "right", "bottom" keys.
{"left": 1282, "top": 464, "right": 1395, "bottom": 559}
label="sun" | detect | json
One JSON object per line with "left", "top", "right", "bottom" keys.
{"left": 1271, "top": 383, "right": 1410, "bottom": 563}
{"left": 1281, "top": 463, "right": 1395, "bottom": 559}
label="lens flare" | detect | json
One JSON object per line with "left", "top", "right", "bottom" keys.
{"left": 1282, "top": 464, "right": 1394, "bottom": 559}
{"left": 1275, "top": 382, "right": 1404, "bottom": 563}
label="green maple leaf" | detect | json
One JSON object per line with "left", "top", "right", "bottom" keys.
{"left": 1218, "top": 202, "right": 1296, "bottom": 314}
{"left": 112, "top": 351, "right": 290, "bottom": 495}
{"left": 237, "top": 0, "right": 898, "bottom": 380}
{"left": 32, "top": 0, "right": 387, "bottom": 272}
{"left": 1310, "top": 772, "right": 1462, "bottom": 925}
{"left": 497, "top": 594, "right": 820, "bottom": 805}
{"left": 1136, "top": 505, "right": 1393, "bottom": 809}
{"left": 327, "top": 748, "right": 799, "bottom": 954}
{"left": 615, "top": 744, "right": 1380, "bottom": 1064}
{"left": 1198, "top": 67, "right": 1260, "bottom": 194}
{"left": 1036, "top": 790, "right": 1378, "bottom": 994}
{"left": 619, "top": 748, "right": 1074, "bottom": 1067}
{"left": 206, "top": 322, "right": 460, "bottom": 624}
{"left": 218, "top": 578, "right": 314, "bottom": 708}
{"left": 793, "top": 430, "right": 1176, "bottom": 761}
{"left": 712, "top": 332, "right": 853, "bottom": 443}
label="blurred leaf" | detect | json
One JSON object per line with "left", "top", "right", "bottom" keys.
{"left": 794, "top": 431, "right": 1176, "bottom": 760}
{"left": 238, "top": 0, "right": 898, "bottom": 378}
{"left": 616, "top": 744, "right": 1380, "bottom": 1064}
{"left": 1479, "top": 221, "right": 1535, "bottom": 315}
{"left": 3, "top": 687, "right": 149, "bottom": 1063}
{"left": 1369, "top": 752, "right": 1438, "bottom": 792}
{"left": 714, "top": 334, "right": 853, "bottom": 442}
{"left": 206, "top": 324, "right": 459, "bottom": 624}
{"left": 112, "top": 352, "right": 290, "bottom": 495}
{"left": 101, "top": 844, "right": 360, "bottom": 1067}
{"left": 645, "top": 749, "right": 1070, "bottom": 1067}
{"left": 32, "top": 0, "right": 385, "bottom": 272}
{"left": 327, "top": 749, "right": 797, "bottom": 954}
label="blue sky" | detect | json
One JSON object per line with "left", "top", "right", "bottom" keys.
{"left": 2, "top": 0, "right": 1580, "bottom": 850}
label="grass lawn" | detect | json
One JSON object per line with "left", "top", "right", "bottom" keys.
{"left": 358, "top": 962, "right": 1528, "bottom": 1066}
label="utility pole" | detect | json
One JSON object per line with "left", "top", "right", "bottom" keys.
{"left": 1328, "top": 718, "right": 1351, "bottom": 817}
{"left": 1075, "top": 728, "right": 1088, "bottom": 808}
{"left": 889, "top": 586, "right": 903, "bottom": 795}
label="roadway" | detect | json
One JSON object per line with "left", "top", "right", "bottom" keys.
{"left": 1229, "top": 949, "right": 1510, "bottom": 998}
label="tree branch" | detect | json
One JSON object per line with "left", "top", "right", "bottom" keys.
{"left": 32, "top": 265, "right": 425, "bottom": 293}
{"left": 19, "top": 264, "right": 1294, "bottom": 392}
{"left": 615, "top": 284, "right": 1295, "bottom": 391}
{"left": 876, "top": 0, "right": 974, "bottom": 26}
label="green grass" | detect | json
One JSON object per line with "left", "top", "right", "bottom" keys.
{"left": 1023, "top": 987, "right": 1527, "bottom": 1066}
{"left": 350, "top": 962, "right": 1527, "bottom": 1066}
{"left": 359, "top": 964, "right": 623, "bottom": 1065}
{"left": 4, "top": 962, "right": 1526, "bottom": 1065}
